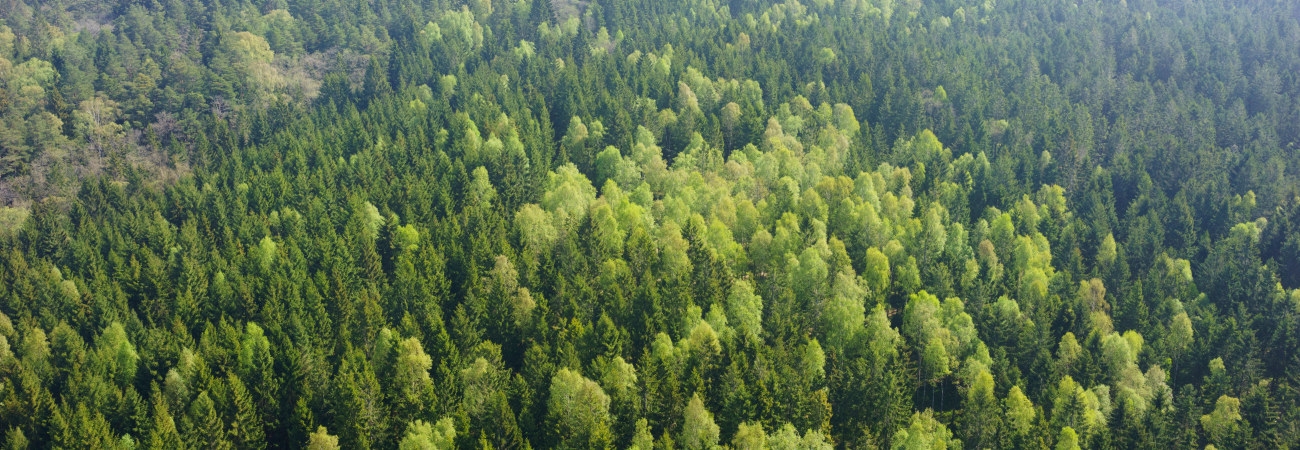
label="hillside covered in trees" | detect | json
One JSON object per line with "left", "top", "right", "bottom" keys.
{"left": 1, "top": 0, "right": 1299, "bottom": 448}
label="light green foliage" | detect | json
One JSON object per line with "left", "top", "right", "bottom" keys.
{"left": 682, "top": 68, "right": 720, "bottom": 111}
{"left": 687, "top": 319, "right": 724, "bottom": 360}
{"left": 706, "top": 218, "right": 746, "bottom": 268}
{"left": 681, "top": 393, "right": 721, "bottom": 450}
{"left": 903, "top": 291, "right": 943, "bottom": 350}
{"left": 398, "top": 418, "right": 456, "bottom": 450}
{"left": 831, "top": 103, "right": 860, "bottom": 137}
{"left": 1015, "top": 196, "right": 1041, "bottom": 233}
{"left": 823, "top": 272, "right": 866, "bottom": 342}
{"left": 909, "top": 130, "right": 949, "bottom": 167}
{"left": 549, "top": 368, "right": 612, "bottom": 447}
{"left": 394, "top": 224, "right": 420, "bottom": 252}
{"left": 562, "top": 116, "right": 590, "bottom": 160}
{"left": 790, "top": 246, "right": 830, "bottom": 302}
{"left": 4, "top": 428, "right": 27, "bottom": 450}
{"left": 891, "top": 410, "right": 960, "bottom": 450}
{"left": 675, "top": 133, "right": 725, "bottom": 173}
{"left": 257, "top": 236, "right": 277, "bottom": 270}
{"left": 769, "top": 424, "right": 803, "bottom": 449}
{"left": 722, "top": 102, "right": 743, "bottom": 136}
{"left": 864, "top": 304, "right": 902, "bottom": 358}
{"left": 461, "top": 354, "right": 506, "bottom": 419}
{"left": 629, "top": 418, "right": 654, "bottom": 450}
{"left": 514, "top": 40, "right": 536, "bottom": 59}
{"left": 921, "top": 205, "right": 949, "bottom": 255}
{"left": 1057, "top": 332, "right": 1082, "bottom": 373}
{"left": 1015, "top": 241, "right": 1052, "bottom": 306}
{"left": 803, "top": 339, "right": 826, "bottom": 381}
{"left": 469, "top": 0, "right": 493, "bottom": 20}
{"left": 815, "top": 48, "right": 836, "bottom": 65}
{"left": 95, "top": 322, "right": 138, "bottom": 387}
{"left": 72, "top": 95, "right": 124, "bottom": 153}
{"left": 149, "top": 388, "right": 185, "bottom": 448}
{"left": 1163, "top": 255, "right": 1194, "bottom": 283}
{"left": 164, "top": 348, "right": 197, "bottom": 404}
{"left": 408, "top": 95, "right": 428, "bottom": 110}
{"left": 798, "top": 430, "right": 834, "bottom": 450}
{"left": 468, "top": 166, "right": 497, "bottom": 209}
{"left": 239, "top": 322, "right": 272, "bottom": 375}
{"left": 726, "top": 280, "right": 764, "bottom": 342}
{"left": 1168, "top": 312, "right": 1194, "bottom": 355}
{"left": 395, "top": 337, "right": 434, "bottom": 401}
{"left": 8, "top": 58, "right": 57, "bottom": 90}
{"left": 224, "top": 31, "right": 281, "bottom": 100}
{"left": 437, "top": 7, "right": 484, "bottom": 66}
{"left": 732, "top": 422, "right": 767, "bottom": 449}
{"left": 1098, "top": 233, "right": 1117, "bottom": 267}
{"left": 374, "top": 327, "right": 396, "bottom": 365}
{"left": 19, "top": 323, "right": 54, "bottom": 374}
{"left": 962, "top": 367, "right": 999, "bottom": 447}
{"left": 590, "top": 201, "right": 626, "bottom": 258}
{"left": 767, "top": 423, "right": 833, "bottom": 450}
{"left": 595, "top": 146, "right": 641, "bottom": 188}
{"left": 863, "top": 247, "right": 891, "bottom": 300}
{"left": 545, "top": 12, "right": 578, "bottom": 39}
{"left": 896, "top": 256, "right": 923, "bottom": 294}
{"left": 419, "top": 21, "right": 443, "bottom": 46}
{"left": 516, "top": 204, "right": 558, "bottom": 256}
{"left": 439, "top": 74, "right": 457, "bottom": 96}
{"left": 361, "top": 201, "right": 385, "bottom": 236}
{"left": 0, "top": 26, "right": 13, "bottom": 57}
{"left": 1004, "top": 385, "right": 1036, "bottom": 437}
{"left": 934, "top": 86, "right": 948, "bottom": 103}
{"left": 307, "top": 426, "right": 341, "bottom": 450}
{"left": 1050, "top": 376, "right": 1108, "bottom": 439}
{"left": 1201, "top": 395, "right": 1242, "bottom": 444}
{"left": 491, "top": 255, "right": 535, "bottom": 327}
{"left": 992, "top": 296, "right": 1024, "bottom": 327}
{"left": 597, "top": 356, "right": 638, "bottom": 400}
{"left": 1096, "top": 329, "right": 1163, "bottom": 414}
{"left": 1055, "top": 427, "right": 1080, "bottom": 450}
{"left": 1078, "top": 278, "right": 1108, "bottom": 313}
{"left": 681, "top": 82, "right": 702, "bottom": 115}
{"left": 920, "top": 338, "right": 951, "bottom": 382}
{"left": 542, "top": 164, "right": 598, "bottom": 227}
{"left": 940, "top": 297, "right": 980, "bottom": 360}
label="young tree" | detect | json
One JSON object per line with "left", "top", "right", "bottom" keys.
{"left": 398, "top": 418, "right": 456, "bottom": 450}
{"left": 393, "top": 337, "right": 434, "bottom": 416}
{"left": 93, "top": 322, "right": 138, "bottom": 387}
{"left": 1055, "top": 427, "right": 1080, "bottom": 450}
{"left": 726, "top": 280, "right": 764, "bottom": 343}
{"left": 891, "top": 410, "right": 960, "bottom": 450}
{"left": 680, "top": 393, "right": 721, "bottom": 450}
{"left": 731, "top": 422, "right": 767, "bottom": 450}
{"left": 548, "top": 368, "right": 613, "bottom": 448}
{"left": 961, "top": 369, "right": 999, "bottom": 449}
{"left": 1004, "top": 385, "right": 1036, "bottom": 440}
{"left": 629, "top": 418, "right": 655, "bottom": 450}
{"left": 307, "top": 426, "right": 340, "bottom": 450}
{"left": 1200, "top": 395, "right": 1242, "bottom": 447}
{"left": 434, "top": 7, "right": 485, "bottom": 68}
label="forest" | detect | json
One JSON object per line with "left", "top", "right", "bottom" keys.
{"left": 0, "top": 0, "right": 1299, "bottom": 448}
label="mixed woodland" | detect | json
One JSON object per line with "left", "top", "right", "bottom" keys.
{"left": 1, "top": 0, "right": 1300, "bottom": 448}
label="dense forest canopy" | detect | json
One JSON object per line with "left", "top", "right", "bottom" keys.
{"left": 1, "top": 0, "right": 1299, "bottom": 448}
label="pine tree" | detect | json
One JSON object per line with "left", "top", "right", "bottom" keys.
{"left": 227, "top": 374, "right": 266, "bottom": 449}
